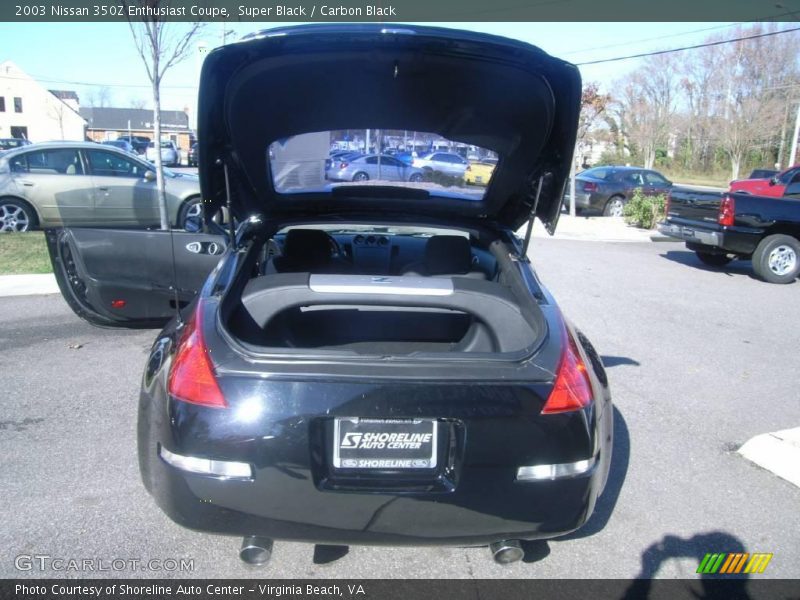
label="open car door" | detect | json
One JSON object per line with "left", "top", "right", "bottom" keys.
{"left": 45, "top": 226, "right": 226, "bottom": 328}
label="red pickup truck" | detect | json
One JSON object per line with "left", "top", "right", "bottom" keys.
{"left": 729, "top": 164, "right": 800, "bottom": 196}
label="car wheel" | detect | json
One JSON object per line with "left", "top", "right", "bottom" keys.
{"left": 695, "top": 251, "right": 734, "bottom": 267}
{"left": 603, "top": 196, "right": 625, "bottom": 217}
{"left": 409, "top": 173, "right": 423, "bottom": 182}
{"left": 178, "top": 198, "right": 203, "bottom": 229}
{"left": 0, "top": 198, "right": 37, "bottom": 232}
{"left": 752, "top": 234, "right": 800, "bottom": 284}
{"left": 353, "top": 172, "right": 369, "bottom": 182}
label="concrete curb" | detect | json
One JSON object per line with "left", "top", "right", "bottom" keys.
{"left": 527, "top": 215, "right": 680, "bottom": 244}
{"left": 738, "top": 428, "right": 800, "bottom": 489}
{"left": 0, "top": 273, "right": 59, "bottom": 297}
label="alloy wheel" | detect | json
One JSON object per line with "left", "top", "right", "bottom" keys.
{"left": 186, "top": 202, "right": 203, "bottom": 219}
{"left": 767, "top": 245, "right": 798, "bottom": 276}
{"left": 607, "top": 199, "right": 624, "bottom": 217}
{"left": 0, "top": 203, "right": 30, "bottom": 232}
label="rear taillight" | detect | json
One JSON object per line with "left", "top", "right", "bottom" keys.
{"left": 339, "top": 161, "right": 348, "bottom": 169}
{"left": 718, "top": 195, "right": 735, "bottom": 227}
{"left": 542, "top": 324, "right": 593, "bottom": 415}
{"left": 582, "top": 182, "right": 598, "bottom": 193}
{"left": 167, "top": 302, "right": 226, "bottom": 409}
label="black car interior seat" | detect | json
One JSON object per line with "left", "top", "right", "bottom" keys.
{"left": 402, "top": 235, "right": 487, "bottom": 279}
{"left": 270, "top": 229, "right": 354, "bottom": 274}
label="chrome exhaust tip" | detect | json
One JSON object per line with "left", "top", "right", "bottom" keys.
{"left": 239, "top": 536, "right": 273, "bottom": 566}
{"left": 489, "top": 540, "right": 524, "bottom": 564}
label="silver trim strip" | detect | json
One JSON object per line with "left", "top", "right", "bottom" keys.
{"left": 309, "top": 274, "right": 453, "bottom": 296}
{"left": 159, "top": 446, "right": 252, "bottom": 479}
{"left": 516, "top": 456, "right": 597, "bottom": 481}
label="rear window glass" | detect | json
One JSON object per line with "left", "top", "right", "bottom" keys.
{"left": 581, "top": 167, "right": 611, "bottom": 180}
{"left": 268, "top": 131, "right": 497, "bottom": 200}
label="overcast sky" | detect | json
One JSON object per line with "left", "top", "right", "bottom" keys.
{"left": 0, "top": 21, "right": 758, "bottom": 119}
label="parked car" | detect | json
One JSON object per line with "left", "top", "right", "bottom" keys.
{"left": 395, "top": 151, "right": 415, "bottom": 165}
{"left": 565, "top": 166, "right": 673, "bottom": 216}
{"left": 325, "top": 150, "right": 361, "bottom": 172}
{"left": 464, "top": 157, "right": 498, "bottom": 186}
{"left": 0, "top": 141, "right": 202, "bottom": 232}
{"left": 116, "top": 135, "right": 151, "bottom": 155}
{"left": 44, "top": 25, "right": 612, "bottom": 567}
{"left": 729, "top": 164, "right": 799, "bottom": 197}
{"left": 187, "top": 142, "right": 199, "bottom": 167}
{"left": 660, "top": 180, "right": 800, "bottom": 283}
{"left": 101, "top": 139, "right": 136, "bottom": 154}
{"left": 0, "top": 138, "right": 32, "bottom": 152}
{"left": 327, "top": 153, "right": 424, "bottom": 182}
{"left": 413, "top": 151, "right": 469, "bottom": 177}
{"left": 146, "top": 140, "right": 181, "bottom": 167}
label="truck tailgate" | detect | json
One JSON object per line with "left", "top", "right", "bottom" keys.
{"left": 667, "top": 188, "right": 722, "bottom": 223}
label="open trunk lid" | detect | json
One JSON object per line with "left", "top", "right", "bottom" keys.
{"left": 197, "top": 24, "right": 581, "bottom": 232}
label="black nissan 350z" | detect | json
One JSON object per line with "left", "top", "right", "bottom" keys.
{"left": 45, "top": 24, "right": 613, "bottom": 565}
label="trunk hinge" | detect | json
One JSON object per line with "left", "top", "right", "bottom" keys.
{"left": 519, "top": 176, "right": 544, "bottom": 259}
{"left": 219, "top": 158, "right": 236, "bottom": 248}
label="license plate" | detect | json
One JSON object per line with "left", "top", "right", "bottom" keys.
{"left": 332, "top": 418, "right": 438, "bottom": 469}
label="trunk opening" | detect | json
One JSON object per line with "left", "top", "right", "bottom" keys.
{"left": 220, "top": 229, "right": 547, "bottom": 361}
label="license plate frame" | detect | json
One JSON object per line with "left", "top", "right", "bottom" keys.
{"left": 332, "top": 418, "right": 438, "bottom": 470}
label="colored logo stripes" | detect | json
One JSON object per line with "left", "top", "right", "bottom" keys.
{"left": 697, "top": 552, "right": 773, "bottom": 574}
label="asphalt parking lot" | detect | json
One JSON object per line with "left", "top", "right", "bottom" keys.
{"left": 2, "top": 238, "right": 799, "bottom": 580}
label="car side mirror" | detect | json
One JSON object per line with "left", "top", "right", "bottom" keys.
{"left": 184, "top": 215, "right": 203, "bottom": 233}
{"left": 769, "top": 176, "right": 779, "bottom": 186}
{"left": 144, "top": 170, "right": 156, "bottom": 182}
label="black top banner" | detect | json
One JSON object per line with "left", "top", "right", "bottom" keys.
{"left": 3, "top": 0, "right": 800, "bottom": 22}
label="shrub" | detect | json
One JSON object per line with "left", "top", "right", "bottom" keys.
{"left": 622, "top": 189, "right": 667, "bottom": 230}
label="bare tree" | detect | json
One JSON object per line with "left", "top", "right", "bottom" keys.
{"left": 615, "top": 53, "right": 679, "bottom": 169}
{"left": 122, "top": 1, "right": 202, "bottom": 230}
{"left": 48, "top": 94, "right": 68, "bottom": 139}
{"left": 575, "top": 82, "right": 611, "bottom": 165}
{"left": 85, "top": 86, "right": 113, "bottom": 108}
{"left": 129, "top": 97, "right": 148, "bottom": 110}
{"left": 713, "top": 24, "right": 797, "bottom": 179}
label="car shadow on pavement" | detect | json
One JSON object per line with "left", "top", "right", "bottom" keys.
{"left": 622, "top": 531, "right": 751, "bottom": 599}
{"left": 555, "top": 405, "right": 630, "bottom": 542}
{"left": 601, "top": 355, "right": 641, "bottom": 368}
{"left": 660, "top": 250, "right": 756, "bottom": 279}
{"left": 313, "top": 544, "right": 350, "bottom": 564}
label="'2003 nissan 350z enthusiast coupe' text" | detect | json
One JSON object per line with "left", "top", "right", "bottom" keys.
{"left": 45, "top": 25, "right": 613, "bottom": 566}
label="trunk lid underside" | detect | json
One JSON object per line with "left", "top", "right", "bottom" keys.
{"left": 198, "top": 24, "right": 581, "bottom": 232}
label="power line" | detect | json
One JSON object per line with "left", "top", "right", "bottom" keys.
{"left": 562, "top": 22, "right": 747, "bottom": 56}
{"left": 0, "top": 73, "right": 196, "bottom": 90}
{"left": 3, "top": 23, "right": 800, "bottom": 89}
{"left": 562, "top": 10, "right": 800, "bottom": 56}
{"left": 576, "top": 25, "right": 800, "bottom": 66}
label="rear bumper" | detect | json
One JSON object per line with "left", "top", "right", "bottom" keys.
{"left": 659, "top": 222, "right": 722, "bottom": 246}
{"left": 659, "top": 219, "right": 760, "bottom": 255}
{"left": 148, "top": 448, "right": 604, "bottom": 545}
{"left": 139, "top": 379, "right": 612, "bottom": 546}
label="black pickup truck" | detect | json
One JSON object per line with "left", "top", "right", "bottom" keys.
{"left": 659, "top": 182, "right": 800, "bottom": 283}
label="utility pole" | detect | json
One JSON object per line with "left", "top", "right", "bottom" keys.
{"left": 790, "top": 99, "right": 800, "bottom": 168}
{"left": 569, "top": 151, "right": 577, "bottom": 217}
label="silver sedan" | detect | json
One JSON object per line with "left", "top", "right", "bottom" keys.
{"left": 327, "top": 154, "right": 424, "bottom": 183}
